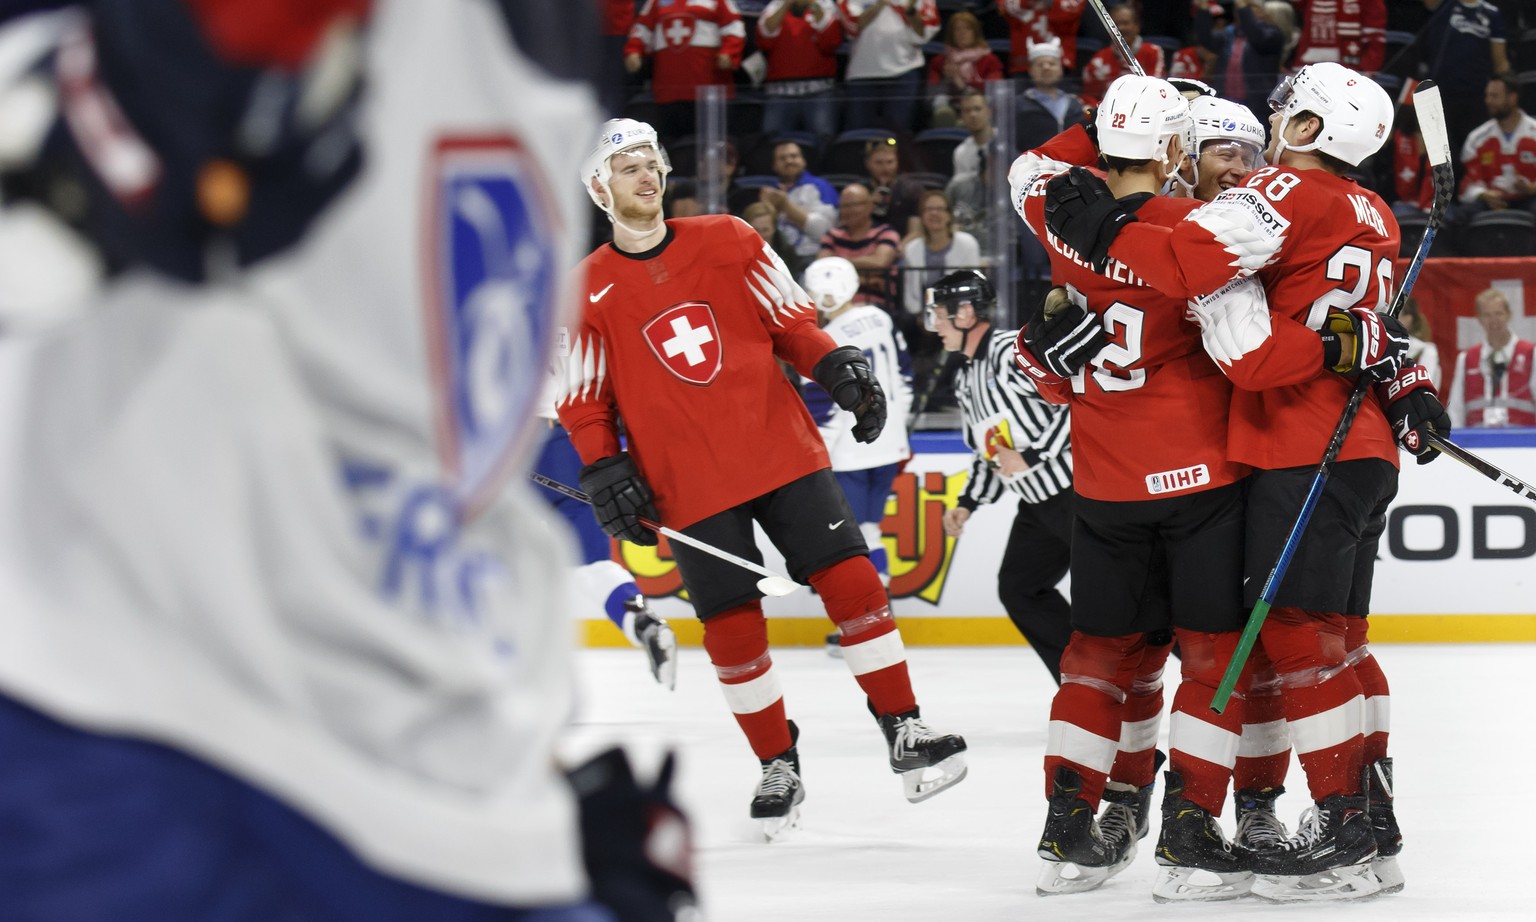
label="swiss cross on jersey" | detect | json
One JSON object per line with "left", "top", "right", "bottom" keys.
{"left": 662, "top": 16, "right": 693, "bottom": 46}
{"left": 644, "top": 301, "right": 723, "bottom": 385}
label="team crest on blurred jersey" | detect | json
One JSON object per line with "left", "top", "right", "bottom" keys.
{"left": 643, "top": 301, "right": 723, "bottom": 386}
{"left": 426, "top": 136, "right": 560, "bottom": 509}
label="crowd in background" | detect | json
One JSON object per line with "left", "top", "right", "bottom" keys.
{"left": 604, "top": 0, "right": 1535, "bottom": 421}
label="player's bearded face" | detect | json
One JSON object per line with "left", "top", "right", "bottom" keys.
{"left": 609, "top": 149, "right": 665, "bottom": 223}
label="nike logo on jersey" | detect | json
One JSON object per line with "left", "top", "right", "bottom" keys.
{"left": 828, "top": 520, "right": 845, "bottom": 530}
{"left": 589, "top": 283, "right": 614, "bottom": 303}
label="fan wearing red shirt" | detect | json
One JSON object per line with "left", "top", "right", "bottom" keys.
{"left": 1043, "top": 63, "right": 1447, "bottom": 900}
{"left": 1078, "top": 3, "right": 1166, "bottom": 103}
{"left": 998, "top": 0, "right": 1086, "bottom": 73}
{"left": 625, "top": 0, "right": 746, "bottom": 138}
{"left": 560, "top": 120, "right": 968, "bottom": 839}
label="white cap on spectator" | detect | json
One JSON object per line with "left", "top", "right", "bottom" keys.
{"left": 1026, "top": 36, "right": 1063, "bottom": 62}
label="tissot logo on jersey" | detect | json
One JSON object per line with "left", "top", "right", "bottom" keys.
{"left": 425, "top": 135, "right": 559, "bottom": 510}
{"left": 643, "top": 301, "right": 724, "bottom": 385}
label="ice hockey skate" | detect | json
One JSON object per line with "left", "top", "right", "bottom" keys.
{"left": 1151, "top": 771, "right": 1253, "bottom": 902}
{"left": 875, "top": 706, "right": 967, "bottom": 803}
{"left": 1249, "top": 794, "right": 1380, "bottom": 902}
{"left": 751, "top": 722, "right": 805, "bottom": 842}
{"left": 1366, "top": 758, "right": 1404, "bottom": 894}
{"left": 622, "top": 598, "right": 677, "bottom": 690}
{"left": 1234, "top": 786, "right": 1289, "bottom": 850}
{"left": 1101, "top": 748, "right": 1165, "bottom": 841}
{"left": 1036, "top": 766, "right": 1137, "bottom": 896}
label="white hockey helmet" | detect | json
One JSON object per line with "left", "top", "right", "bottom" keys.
{"left": 803, "top": 256, "right": 859, "bottom": 314}
{"left": 1191, "top": 96, "right": 1267, "bottom": 153}
{"left": 1095, "top": 74, "right": 1194, "bottom": 168}
{"left": 582, "top": 117, "right": 671, "bottom": 218}
{"left": 1267, "top": 62, "right": 1392, "bottom": 167}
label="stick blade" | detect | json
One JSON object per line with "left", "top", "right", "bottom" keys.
{"left": 1411, "top": 80, "right": 1452, "bottom": 168}
{"left": 756, "top": 576, "right": 801, "bottom": 598}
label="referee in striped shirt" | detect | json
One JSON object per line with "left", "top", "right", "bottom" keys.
{"left": 926, "top": 270, "right": 1074, "bottom": 683}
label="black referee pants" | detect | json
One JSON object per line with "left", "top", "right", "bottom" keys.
{"left": 997, "top": 489, "right": 1075, "bottom": 684}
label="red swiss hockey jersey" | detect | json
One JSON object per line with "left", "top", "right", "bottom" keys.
{"left": 1080, "top": 40, "right": 1167, "bottom": 104}
{"left": 627, "top": 0, "right": 746, "bottom": 104}
{"left": 998, "top": 0, "right": 1086, "bottom": 72}
{"left": 1110, "top": 166, "right": 1403, "bottom": 470}
{"left": 557, "top": 215, "right": 838, "bottom": 528}
{"left": 1014, "top": 168, "right": 1248, "bottom": 501}
{"left": 1291, "top": 0, "right": 1385, "bottom": 72}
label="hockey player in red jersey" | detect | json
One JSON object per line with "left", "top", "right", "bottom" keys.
{"left": 1044, "top": 62, "right": 1451, "bottom": 900}
{"left": 1010, "top": 75, "right": 1257, "bottom": 901}
{"left": 558, "top": 119, "right": 967, "bottom": 839}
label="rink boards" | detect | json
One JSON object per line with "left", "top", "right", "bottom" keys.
{"left": 584, "top": 430, "right": 1536, "bottom": 646}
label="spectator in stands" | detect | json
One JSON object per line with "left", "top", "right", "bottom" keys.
{"left": 1423, "top": 0, "right": 1512, "bottom": 175}
{"left": 1080, "top": 3, "right": 1167, "bottom": 103}
{"left": 1449, "top": 288, "right": 1534, "bottom": 428}
{"left": 998, "top": 0, "right": 1088, "bottom": 74}
{"left": 1456, "top": 75, "right": 1536, "bottom": 220}
{"left": 863, "top": 136, "right": 925, "bottom": 243}
{"left": 1399, "top": 297, "right": 1442, "bottom": 390}
{"left": 819, "top": 183, "right": 903, "bottom": 311}
{"left": 759, "top": 138, "right": 840, "bottom": 266}
{"left": 756, "top": 0, "right": 843, "bottom": 140}
{"left": 946, "top": 88, "right": 998, "bottom": 251}
{"left": 741, "top": 200, "right": 811, "bottom": 279}
{"left": 1389, "top": 95, "right": 1435, "bottom": 217}
{"left": 666, "top": 178, "right": 704, "bottom": 218}
{"left": 1290, "top": 0, "right": 1384, "bottom": 72}
{"left": 902, "top": 190, "right": 982, "bottom": 317}
{"left": 625, "top": 0, "right": 746, "bottom": 140}
{"left": 926, "top": 11, "right": 1004, "bottom": 128}
{"left": 1015, "top": 36, "right": 1087, "bottom": 153}
{"left": 600, "top": 0, "right": 640, "bottom": 115}
{"left": 841, "top": 0, "right": 940, "bottom": 133}
{"left": 1195, "top": 1, "right": 1295, "bottom": 122}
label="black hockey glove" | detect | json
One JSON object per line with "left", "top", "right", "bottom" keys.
{"left": 1043, "top": 166, "right": 1137, "bottom": 272}
{"left": 569, "top": 748, "right": 697, "bottom": 922}
{"left": 1022, "top": 287, "right": 1108, "bottom": 378}
{"left": 1377, "top": 363, "right": 1451, "bottom": 464}
{"left": 813, "top": 345, "right": 887, "bottom": 443}
{"left": 1319, "top": 306, "right": 1411, "bottom": 381}
{"left": 579, "top": 453, "right": 660, "bottom": 546}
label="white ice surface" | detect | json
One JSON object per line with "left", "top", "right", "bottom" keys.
{"left": 565, "top": 644, "right": 1536, "bottom": 921}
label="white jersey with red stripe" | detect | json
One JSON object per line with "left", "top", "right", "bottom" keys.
{"left": 0, "top": 0, "right": 597, "bottom": 903}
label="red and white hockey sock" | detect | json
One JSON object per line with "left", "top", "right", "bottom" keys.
{"left": 1346, "top": 617, "right": 1391, "bottom": 765}
{"left": 702, "top": 602, "right": 792, "bottom": 760}
{"left": 810, "top": 556, "right": 916, "bottom": 717}
{"left": 1167, "top": 629, "right": 1248, "bottom": 816}
{"left": 1261, "top": 607, "right": 1365, "bottom": 801}
{"left": 1045, "top": 632, "right": 1146, "bottom": 809}
{"left": 1233, "top": 645, "right": 1290, "bottom": 791}
{"left": 1109, "top": 637, "right": 1171, "bottom": 790}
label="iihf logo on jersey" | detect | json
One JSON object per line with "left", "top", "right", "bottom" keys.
{"left": 425, "top": 136, "right": 559, "bottom": 509}
{"left": 643, "top": 301, "right": 723, "bottom": 386}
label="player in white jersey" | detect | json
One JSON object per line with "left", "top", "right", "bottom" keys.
{"left": 802, "top": 256, "right": 913, "bottom": 653}
{"left": 535, "top": 376, "right": 677, "bottom": 688}
{"left": 801, "top": 257, "right": 914, "bottom": 583}
{"left": 0, "top": 1, "right": 692, "bottom": 918}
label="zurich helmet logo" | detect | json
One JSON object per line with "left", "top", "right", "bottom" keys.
{"left": 1222, "top": 118, "right": 1237, "bottom": 132}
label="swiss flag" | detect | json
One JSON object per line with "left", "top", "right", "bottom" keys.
{"left": 643, "top": 301, "right": 723, "bottom": 386}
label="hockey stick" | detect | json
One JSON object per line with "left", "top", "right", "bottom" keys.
{"left": 1088, "top": 0, "right": 1145, "bottom": 77}
{"left": 529, "top": 472, "right": 802, "bottom": 598}
{"left": 1212, "top": 81, "right": 1454, "bottom": 713}
{"left": 1424, "top": 432, "right": 1536, "bottom": 503}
